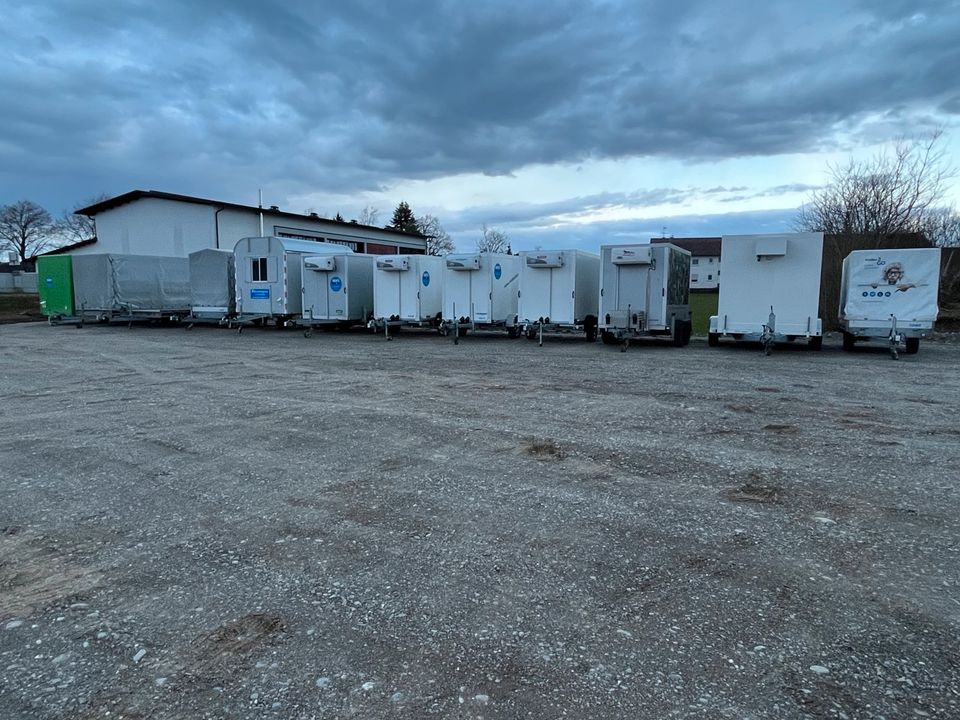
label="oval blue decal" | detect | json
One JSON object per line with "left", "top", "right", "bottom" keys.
{"left": 494, "top": 263, "right": 502, "bottom": 280}
{"left": 422, "top": 271, "right": 430, "bottom": 287}
{"left": 330, "top": 276, "right": 343, "bottom": 292}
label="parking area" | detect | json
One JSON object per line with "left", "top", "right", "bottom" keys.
{"left": 1, "top": 322, "right": 958, "bottom": 719}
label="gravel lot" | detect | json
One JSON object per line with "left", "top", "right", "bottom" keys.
{"left": 1, "top": 322, "right": 958, "bottom": 719}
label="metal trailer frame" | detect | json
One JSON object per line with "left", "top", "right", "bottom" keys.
{"left": 232, "top": 236, "right": 352, "bottom": 333}
{"left": 838, "top": 248, "right": 941, "bottom": 359}
{"left": 69, "top": 254, "right": 192, "bottom": 328}
{"left": 440, "top": 253, "right": 523, "bottom": 344}
{"left": 369, "top": 255, "right": 445, "bottom": 341}
{"left": 516, "top": 249, "right": 601, "bottom": 347}
{"left": 708, "top": 233, "right": 824, "bottom": 355}
{"left": 297, "top": 253, "right": 375, "bottom": 337}
{"left": 597, "top": 243, "right": 692, "bottom": 352}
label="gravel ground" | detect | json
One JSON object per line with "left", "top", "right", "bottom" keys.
{"left": 1, "top": 322, "right": 958, "bottom": 719}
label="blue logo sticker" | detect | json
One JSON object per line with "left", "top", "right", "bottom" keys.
{"left": 250, "top": 287, "right": 270, "bottom": 300}
{"left": 45, "top": 277, "right": 53, "bottom": 286}
{"left": 494, "top": 263, "right": 502, "bottom": 280}
{"left": 330, "top": 276, "right": 343, "bottom": 292}
{"left": 422, "top": 271, "right": 430, "bottom": 287}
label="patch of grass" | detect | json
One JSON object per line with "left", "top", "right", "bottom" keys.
{"left": 727, "top": 483, "right": 786, "bottom": 505}
{"left": 525, "top": 439, "right": 565, "bottom": 461}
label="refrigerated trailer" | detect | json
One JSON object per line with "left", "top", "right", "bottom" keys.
{"left": 441, "top": 253, "right": 522, "bottom": 340}
{"left": 188, "top": 249, "right": 235, "bottom": 325}
{"left": 708, "top": 233, "right": 824, "bottom": 354}
{"left": 299, "top": 253, "right": 374, "bottom": 335}
{"left": 839, "top": 247, "right": 941, "bottom": 359}
{"left": 233, "top": 236, "right": 350, "bottom": 329}
{"left": 517, "top": 250, "right": 600, "bottom": 344}
{"left": 370, "top": 254, "right": 444, "bottom": 338}
{"left": 71, "top": 254, "right": 191, "bottom": 324}
{"left": 598, "top": 243, "right": 692, "bottom": 350}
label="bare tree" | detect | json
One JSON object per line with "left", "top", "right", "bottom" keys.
{"left": 477, "top": 224, "right": 509, "bottom": 253}
{"left": 356, "top": 206, "right": 379, "bottom": 227}
{"left": 920, "top": 207, "right": 960, "bottom": 248}
{"left": 796, "top": 131, "right": 955, "bottom": 244}
{"left": 58, "top": 194, "right": 107, "bottom": 245}
{"left": 417, "top": 214, "right": 455, "bottom": 256}
{"left": 0, "top": 200, "right": 57, "bottom": 263}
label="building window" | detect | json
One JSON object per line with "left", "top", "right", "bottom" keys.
{"left": 252, "top": 257, "right": 268, "bottom": 282}
{"left": 692, "top": 258, "right": 699, "bottom": 265}
{"left": 691, "top": 274, "right": 699, "bottom": 282}
{"left": 708, "top": 257, "right": 714, "bottom": 263}
{"left": 708, "top": 274, "right": 713, "bottom": 280}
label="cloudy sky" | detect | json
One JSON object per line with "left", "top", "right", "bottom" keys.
{"left": 3, "top": 0, "right": 959, "bottom": 250}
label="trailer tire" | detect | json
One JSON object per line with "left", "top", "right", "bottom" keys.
{"left": 707, "top": 332, "right": 719, "bottom": 347}
{"left": 584, "top": 315, "right": 598, "bottom": 343}
{"left": 526, "top": 328, "right": 537, "bottom": 340}
{"left": 601, "top": 331, "right": 618, "bottom": 346}
{"left": 904, "top": 337, "right": 920, "bottom": 355}
{"left": 842, "top": 331, "right": 855, "bottom": 351}
{"left": 457, "top": 327, "right": 468, "bottom": 338}
{"left": 507, "top": 326, "right": 520, "bottom": 338}
{"left": 808, "top": 335, "right": 823, "bottom": 351}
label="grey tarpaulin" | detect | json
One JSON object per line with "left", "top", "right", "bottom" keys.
{"left": 189, "top": 249, "right": 236, "bottom": 314}
{"left": 72, "top": 254, "right": 191, "bottom": 313}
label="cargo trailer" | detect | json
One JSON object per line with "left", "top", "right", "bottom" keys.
{"left": 441, "top": 253, "right": 522, "bottom": 341}
{"left": 233, "top": 236, "right": 350, "bottom": 329}
{"left": 299, "top": 253, "right": 374, "bottom": 335}
{"left": 839, "top": 247, "right": 941, "bottom": 359}
{"left": 708, "top": 233, "right": 824, "bottom": 354}
{"left": 598, "top": 243, "right": 691, "bottom": 351}
{"left": 36, "top": 255, "right": 75, "bottom": 320}
{"left": 370, "top": 254, "right": 444, "bottom": 339}
{"left": 517, "top": 250, "right": 600, "bottom": 345}
{"left": 72, "top": 254, "right": 191, "bottom": 324}
{"left": 188, "top": 249, "right": 235, "bottom": 325}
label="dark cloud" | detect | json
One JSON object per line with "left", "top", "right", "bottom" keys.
{"left": 1, "top": 0, "right": 958, "bottom": 210}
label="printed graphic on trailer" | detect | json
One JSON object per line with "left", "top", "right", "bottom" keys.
{"left": 856, "top": 258, "right": 923, "bottom": 301}
{"left": 330, "top": 276, "right": 343, "bottom": 292}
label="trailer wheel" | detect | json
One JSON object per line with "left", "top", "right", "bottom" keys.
{"left": 707, "top": 332, "right": 719, "bottom": 347}
{"left": 507, "top": 326, "right": 520, "bottom": 338}
{"left": 808, "top": 335, "right": 823, "bottom": 351}
{"left": 601, "top": 331, "right": 618, "bottom": 346}
{"left": 584, "top": 315, "right": 598, "bottom": 343}
{"left": 904, "top": 337, "right": 920, "bottom": 355}
{"left": 526, "top": 327, "right": 537, "bottom": 340}
{"left": 842, "top": 332, "right": 855, "bottom": 352}
{"left": 303, "top": 328, "right": 313, "bottom": 338}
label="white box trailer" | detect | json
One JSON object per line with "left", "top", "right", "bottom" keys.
{"left": 598, "top": 243, "right": 692, "bottom": 349}
{"left": 299, "top": 253, "right": 374, "bottom": 333}
{"left": 442, "top": 253, "right": 522, "bottom": 338}
{"left": 708, "top": 232, "right": 824, "bottom": 353}
{"left": 839, "top": 247, "right": 941, "bottom": 358}
{"left": 188, "top": 249, "right": 235, "bottom": 323}
{"left": 72, "top": 254, "right": 191, "bottom": 322}
{"left": 517, "top": 249, "right": 600, "bottom": 343}
{"left": 371, "top": 254, "right": 444, "bottom": 337}
{"left": 234, "top": 236, "right": 350, "bottom": 326}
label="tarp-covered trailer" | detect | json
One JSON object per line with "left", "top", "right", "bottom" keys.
{"left": 517, "top": 249, "right": 600, "bottom": 345}
{"left": 188, "top": 249, "right": 235, "bottom": 325}
{"left": 442, "top": 253, "right": 522, "bottom": 341}
{"left": 839, "top": 247, "right": 941, "bottom": 359}
{"left": 708, "top": 232, "right": 824, "bottom": 354}
{"left": 72, "top": 254, "right": 191, "bottom": 324}
{"left": 371, "top": 254, "right": 444, "bottom": 338}
{"left": 598, "top": 243, "right": 692, "bottom": 351}
{"left": 299, "top": 253, "right": 374, "bottom": 335}
{"left": 233, "top": 236, "right": 350, "bottom": 329}
{"left": 36, "top": 255, "right": 75, "bottom": 320}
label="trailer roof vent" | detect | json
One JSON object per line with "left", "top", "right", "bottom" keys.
{"left": 446, "top": 254, "right": 482, "bottom": 271}
{"left": 269, "top": 205, "right": 280, "bottom": 211}
{"left": 304, "top": 255, "right": 336, "bottom": 271}
{"left": 377, "top": 257, "right": 410, "bottom": 271}
{"left": 755, "top": 236, "right": 787, "bottom": 259}
{"left": 525, "top": 252, "right": 564, "bottom": 268}
{"left": 611, "top": 246, "right": 652, "bottom": 265}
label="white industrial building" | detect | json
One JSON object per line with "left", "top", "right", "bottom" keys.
{"left": 652, "top": 237, "right": 721, "bottom": 289}
{"left": 56, "top": 190, "right": 427, "bottom": 257}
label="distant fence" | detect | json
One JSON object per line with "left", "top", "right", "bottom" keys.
{"left": 0, "top": 272, "right": 38, "bottom": 293}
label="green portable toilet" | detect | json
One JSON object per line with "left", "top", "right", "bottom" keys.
{"left": 36, "top": 255, "right": 75, "bottom": 317}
